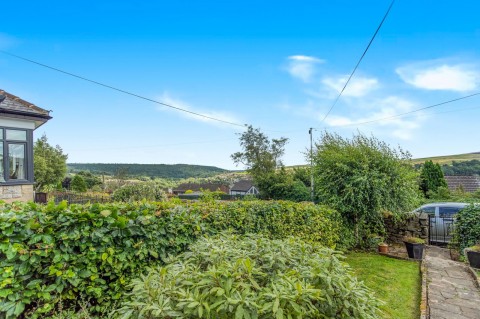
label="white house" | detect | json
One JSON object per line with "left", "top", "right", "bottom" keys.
{"left": 0, "top": 90, "right": 51, "bottom": 202}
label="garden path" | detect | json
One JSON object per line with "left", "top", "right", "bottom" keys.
{"left": 426, "top": 246, "right": 480, "bottom": 319}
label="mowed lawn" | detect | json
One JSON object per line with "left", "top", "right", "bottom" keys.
{"left": 344, "top": 252, "right": 421, "bottom": 319}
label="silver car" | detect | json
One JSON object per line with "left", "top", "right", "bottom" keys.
{"left": 415, "top": 202, "right": 468, "bottom": 244}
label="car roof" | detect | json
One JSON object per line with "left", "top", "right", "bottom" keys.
{"left": 420, "top": 202, "right": 469, "bottom": 208}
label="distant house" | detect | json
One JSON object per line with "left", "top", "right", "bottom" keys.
{"left": 172, "top": 182, "right": 229, "bottom": 195}
{"left": 444, "top": 175, "right": 480, "bottom": 193}
{"left": 229, "top": 180, "right": 259, "bottom": 196}
{"left": 0, "top": 90, "right": 52, "bottom": 202}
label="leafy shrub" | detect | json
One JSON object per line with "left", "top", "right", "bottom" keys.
{"left": 116, "top": 234, "right": 381, "bottom": 319}
{"left": 0, "top": 200, "right": 342, "bottom": 318}
{"left": 453, "top": 204, "right": 480, "bottom": 252}
{"left": 112, "top": 182, "right": 166, "bottom": 202}
{"left": 70, "top": 175, "right": 87, "bottom": 192}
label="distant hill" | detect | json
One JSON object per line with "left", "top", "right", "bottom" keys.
{"left": 411, "top": 152, "right": 480, "bottom": 165}
{"left": 67, "top": 163, "right": 228, "bottom": 179}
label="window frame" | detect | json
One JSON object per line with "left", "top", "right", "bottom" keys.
{"left": 0, "top": 126, "right": 34, "bottom": 185}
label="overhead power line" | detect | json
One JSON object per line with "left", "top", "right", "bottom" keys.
{"left": 334, "top": 92, "right": 480, "bottom": 128}
{"left": 0, "top": 50, "right": 247, "bottom": 128}
{"left": 319, "top": 0, "right": 396, "bottom": 124}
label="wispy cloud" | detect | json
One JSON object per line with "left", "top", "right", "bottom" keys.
{"left": 321, "top": 75, "right": 379, "bottom": 97}
{"left": 285, "top": 55, "right": 325, "bottom": 83}
{"left": 324, "top": 96, "right": 424, "bottom": 140}
{"left": 396, "top": 61, "right": 479, "bottom": 92}
{"left": 156, "top": 92, "right": 243, "bottom": 128}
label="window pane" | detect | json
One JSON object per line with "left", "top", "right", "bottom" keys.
{"left": 6, "top": 129, "right": 27, "bottom": 141}
{"left": 0, "top": 130, "right": 3, "bottom": 140}
{"left": 8, "top": 144, "right": 25, "bottom": 180}
{"left": 0, "top": 144, "right": 4, "bottom": 182}
{"left": 421, "top": 207, "right": 435, "bottom": 216}
{"left": 439, "top": 207, "right": 461, "bottom": 218}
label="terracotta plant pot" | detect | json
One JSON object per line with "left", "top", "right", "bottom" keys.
{"left": 378, "top": 244, "right": 389, "bottom": 253}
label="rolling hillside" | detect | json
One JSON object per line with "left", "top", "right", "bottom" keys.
{"left": 67, "top": 163, "right": 228, "bottom": 179}
{"left": 411, "top": 152, "right": 480, "bottom": 165}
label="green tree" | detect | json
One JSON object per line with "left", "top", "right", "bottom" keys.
{"left": 419, "top": 160, "right": 447, "bottom": 197}
{"left": 231, "top": 125, "right": 288, "bottom": 177}
{"left": 76, "top": 171, "right": 103, "bottom": 189}
{"left": 33, "top": 135, "right": 68, "bottom": 191}
{"left": 312, "top": 132, "right": 420, "bottom": 245}
{"left": 70, "top": 174, "right": 87, "bottom": 192}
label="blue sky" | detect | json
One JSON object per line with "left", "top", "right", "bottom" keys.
{"left": 1, "top": 1, "right": 480, "bottom": 170}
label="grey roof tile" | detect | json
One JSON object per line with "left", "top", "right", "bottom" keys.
{"left": 0, "top": 90, "right": 51, "bottom": 118}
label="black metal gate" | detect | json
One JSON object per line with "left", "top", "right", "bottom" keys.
{"left": 428, "top": 216, "right": 456, "bottom": 246}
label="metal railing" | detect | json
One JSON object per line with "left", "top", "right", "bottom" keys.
{"left": 428, "top": 216, "right": 456, "bottom": 245}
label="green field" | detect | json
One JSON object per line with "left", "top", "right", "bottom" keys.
{"left": 411, "top": 152, "right": 480, "bottom": 165}
{"left": 345, "top": 252, "right": 421, "bottom": 319}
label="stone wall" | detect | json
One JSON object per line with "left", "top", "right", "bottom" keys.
{"left": 0, "top": 185, "right": 34, "bottom": 203}
{"left": 385, "top": 212, "right": 429, "bottom": 243}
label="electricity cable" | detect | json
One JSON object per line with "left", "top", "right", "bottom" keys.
{"left": 319, "top": 0, "right": 396, "bottom": 124}
{"left": 0, "top": 50, "right": 247, "bottom": 128}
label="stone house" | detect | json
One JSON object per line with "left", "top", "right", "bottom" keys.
{"left": 0, "top": 90, "right": 51, "bottom": 202}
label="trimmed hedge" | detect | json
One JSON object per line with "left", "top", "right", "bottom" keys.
{"left": 0, "top": 200, "right": 341, "bottom": 318}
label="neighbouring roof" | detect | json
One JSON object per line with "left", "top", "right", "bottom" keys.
{"left": 444, "top": 175, "right": 480, "bottom": 193}
{"left": 173, "top": 182, "right": 229, "bottom": 193}
{"left": 230, "top": 180, "right": 255, "bottom": 192}
{"left": 0, "top": 90, "right": 52, "bottom": 122}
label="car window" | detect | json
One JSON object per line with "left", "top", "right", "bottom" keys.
{"left": 439, "top": 206, "right": 462, "bottom": 218}
{"left": 420, "top": 206, "right": 435, "bottom": 216}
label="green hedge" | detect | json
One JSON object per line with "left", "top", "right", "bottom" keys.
{"left": 0, "top": 200, "right": 341, "bottom": 318}
{"left": 453, "top": 204, "right": 480, "bottom": 252}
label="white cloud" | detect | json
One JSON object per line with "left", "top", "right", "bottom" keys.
{"left": 156, "top": 92, "right": 243, "bottom": 128}
{"left": 324, "top": 96, "right": 424, "bottom": 140}
{"left": 286, "top": 55, "right": 325, "bottom": 83}
{"left": 321, "top": 75, "right": 379, "bottom": 97}
{"left": 396, "top": 62, "right": 479, "bottom": 92}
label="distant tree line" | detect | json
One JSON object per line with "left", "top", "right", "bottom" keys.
{"left": 441, "top": 160, "right": 480, "bottom": 176}
{"left": 67, "top": 163, "right": 228, "bottom": 179}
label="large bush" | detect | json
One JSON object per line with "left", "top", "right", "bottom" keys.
{"left": 117, "top": 234, "right": 381, "bottom": 319}
{"left": 112, "top": 182, "right": 166, "bottom": 202}
{"left": 312, "top": 132, "right": 420, "bottom": 246}
{"left": 0, "top": 200, "right": 341, "bottom": 318}
{"left": 453, "top": 204, "right": 480, "bottom": 252}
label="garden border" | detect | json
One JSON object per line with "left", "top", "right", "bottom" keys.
{"left": 467, "top": 266, "right": 480, "bottom": 289}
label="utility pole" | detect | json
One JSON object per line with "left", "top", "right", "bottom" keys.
{"left": 309, "top": 128, "right": 314, "bottom": 203}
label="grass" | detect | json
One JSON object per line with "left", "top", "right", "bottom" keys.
{"left": 411, "top": 151, "right": 480, "bottom": 165}
{"left": 344, "top": 252, "right": 421, "bottom": 319}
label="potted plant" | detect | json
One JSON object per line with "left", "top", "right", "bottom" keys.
{"left": 465, "top": 244, "right": 480, "bottom": 269}
{"left": 403, "top": 236, "right": 426, "bottom": 260}
{"left": 378, "top": 242, "right": 389, "bottom": 253}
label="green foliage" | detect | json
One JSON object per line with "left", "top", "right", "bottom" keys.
{"left": 70, "top": 175, "right": 87, "bottom": 192}
{"left": 442, "top": 159, "right": 480, "bottom": 176}
{"left": 312, "top": 132, "right": 420, "bottom": 246}
{"left": 34, "top": 135, "right": 68, "bottom": 191}
{"left": 117, "top": 234, "right": 381, "bottom": 319}
{"left": 112, "top": 182, "right": 166, "bottom": 202}
{"left": 419, "top": 160, "right": 447, "bottom": 197}
{"left": 68, "top": 163, "right": 227, "bottom": 179}
{"left": 452, "top": 204, "right": 480, "bottom": 253}
{"left": 0, "top": 200, "right": 341, "bottom": 318}
{"left": 231, "top": 125, "right": 288, "bottom": 178}
{"left": 76, "top": 171, "right": 103, "bottom": 189}
{"left": 256, "top": 170, "right": 310, "bottom": 202}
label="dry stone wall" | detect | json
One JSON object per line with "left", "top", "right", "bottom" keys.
{"left": 384, "top": 212, "right": 429, "bottom": 243}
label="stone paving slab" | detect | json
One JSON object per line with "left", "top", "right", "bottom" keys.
{"left": 426, "top": 246, "right": 480, "bottom": 319}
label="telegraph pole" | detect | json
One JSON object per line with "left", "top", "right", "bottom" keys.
{"left": 309, "top": 128, "right": 314, "bottom": 203}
